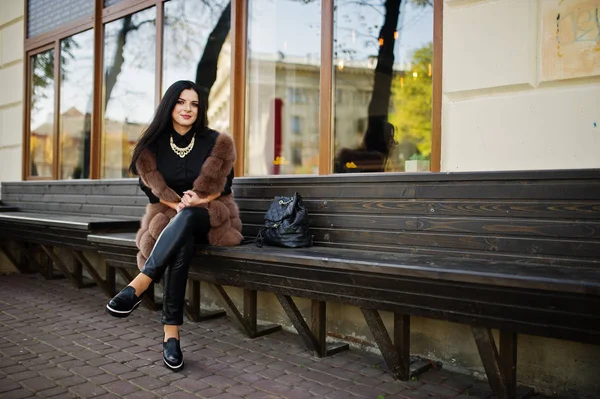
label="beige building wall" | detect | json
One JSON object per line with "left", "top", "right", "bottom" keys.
{"left": 0, "top": 0, "right": 24, "bottom": 185}
{"left": 0, "top": 0, "right": 23, "bottom": 274}
{"left": 442, "top": 0, "right": 600, "bottom": 171}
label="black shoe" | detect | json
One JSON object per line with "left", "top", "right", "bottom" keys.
{"left": 105, "top": 286, "right": 143, "bottom": 318}
{"left": 163, "top": 338, "right": 184, "bottom": 371}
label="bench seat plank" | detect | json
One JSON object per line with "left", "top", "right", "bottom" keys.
{"left": 0, "top": 211, "right": 139, "bottom": 230}
{"left": 87, "top": 232, "right": 600, "bottom": 295}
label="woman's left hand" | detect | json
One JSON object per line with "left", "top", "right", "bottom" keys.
{"left": 181, "top": 190, "right": 209, "bottom": 207}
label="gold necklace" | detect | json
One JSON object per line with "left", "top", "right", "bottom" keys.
{"left": 170, "top": 133, "right": 195, "bottom": 158}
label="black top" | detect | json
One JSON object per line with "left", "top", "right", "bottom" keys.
{"left": 139, "top": 127, "right": 233, "bottom": 204}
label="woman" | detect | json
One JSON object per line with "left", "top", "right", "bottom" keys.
{"left": 105, "top": 80, "right": 243, "bottom": 371}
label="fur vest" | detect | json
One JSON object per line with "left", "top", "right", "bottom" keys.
{"left": 134, "top": 132, "right": 243, "bottom": 270}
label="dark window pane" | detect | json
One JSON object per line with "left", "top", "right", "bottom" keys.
{"left": 245, "top": 0, "right": 321, "bottom": 176}
{"left": 28, "top": 0, "right": 93, "bottom": 38}
{"left": 102, "top": 7, "right": 156, "bottom": 178}
{"left": 59, "top": 29, "right": 94, "bottom": 179}
{"left": 333, "top": 0, "right": 434, "bottom": 173}
{"left": 30, "top": 49, "right": 55, "bottom": 177}
{"left": 163, "top": 0, "right": 231, "bottom": 132}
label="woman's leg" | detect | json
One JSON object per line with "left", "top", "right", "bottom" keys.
{"left": 160, "top": 209, "right": 210, "bottom": 371}
{"left": 161, "top": 235, "right": 194, "bottom": 371}
{"left": 140, "top": 207, "right": 209, "bottom": 282}
{"left": 161, "top": 234, "right": 194, "bottom": 330}
{"left": 106, "top": 207, "right": 209, "bottom": 318}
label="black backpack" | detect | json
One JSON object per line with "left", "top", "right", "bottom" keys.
{"left": 256, "top": 192, "right": 313, "bottom": 248}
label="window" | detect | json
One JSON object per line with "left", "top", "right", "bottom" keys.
{"left": 59, "top": 29, "right": 94, "bottom": 179}
{"left": 291, "top": 116, "right": 302, "bottom": 135}
{"left": 163, "top": 0, "right": 231, "bottom": 132}
{"left": 29, "top": 49, "right": 55, "bottom": 178}
{"left": 102, "top": 7, "right": 156, "bottom": 178}
{"left": 333, "top": 0, "right": 434, "bottom": 173}
{"left": 245, "top": 0, "right": 321, "bottom": 176}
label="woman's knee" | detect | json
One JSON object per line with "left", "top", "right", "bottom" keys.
{"left": 173, "top": 207, "right": 208, "bottom": 230}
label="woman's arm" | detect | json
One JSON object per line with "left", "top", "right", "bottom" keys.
{"left": 160, "top": 199, "right": 180, "bottom": 210}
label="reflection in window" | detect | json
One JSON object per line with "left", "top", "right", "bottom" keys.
{"left": 333, "top": 0, "right": 433, "bottom": 173}
{"left": 291, "top": 116, "right": 302, "bottom": 135}
{"left": 102, "top": 8, "right": 156, "bottom": 178}
{"left": 163, "top": 0, "right": 231, "bottom": 132}
{"left": 59, "top": 29, "right": 94, "bottom": 179}
{"left": 245, "top": 0, "right": 321, "bottom": 176}
{"left": 30, "top": 49, "right": 55, "bottom": 177}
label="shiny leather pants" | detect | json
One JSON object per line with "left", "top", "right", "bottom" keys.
{"left": 140, "top": 207, "right": 210, "bottom": 325}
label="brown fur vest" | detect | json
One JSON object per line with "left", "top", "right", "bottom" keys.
{"left": 134, "top": 132, "right": 243, "bottom": 270}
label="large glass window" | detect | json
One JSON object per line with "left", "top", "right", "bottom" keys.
{"left": 102, "top": 7, "right": 156, "bottom": 178}
{"left": 163, "top": 0, "right": 231, "bottom": 132}
{"left": 245, "top": 0, "right": 322, "bottom": 176}
{"left": 29, "top": 49, "right": 55, "bottom": 178}
{"left": 333, "top": 0, "right": 434, "bottom": 173}
{"left": 59, "top": 29, "right": 94, "bottom": 179}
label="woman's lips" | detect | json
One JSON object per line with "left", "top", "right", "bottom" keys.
{"left": 181, "top": 115, "right": 191, "bottom": 120}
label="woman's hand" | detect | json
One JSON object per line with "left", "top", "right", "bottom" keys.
{"left": 181, "top": 190, "right": 209, "bottom": 207}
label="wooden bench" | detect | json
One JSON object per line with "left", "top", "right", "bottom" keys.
{"left": 87, "top": 170, "right": 600, "bottom": 399}
{"left": 0, "top": 180, "right": 140, "bottom": 294}
{"left": 3, "top": 170, "right": 599, "bottom": 398}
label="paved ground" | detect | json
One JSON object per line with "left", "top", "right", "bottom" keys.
{"left": 0, "top": 273, "right": 541, "bottom": 399}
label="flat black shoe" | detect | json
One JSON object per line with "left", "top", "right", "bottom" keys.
{"left": 163, "top": 338, "right": 184, "bottom": 371}
{"left": 105, "top": 286, "right": 143, "bottom": 318}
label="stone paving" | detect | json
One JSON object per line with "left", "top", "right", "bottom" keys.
{"left": 0, "top": 273, "right": 544, "bottom": 399}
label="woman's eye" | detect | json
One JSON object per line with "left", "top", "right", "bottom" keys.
{"left": 192, "top": 103, "right": 198, "bottom": 107}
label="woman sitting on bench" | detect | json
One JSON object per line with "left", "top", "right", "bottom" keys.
{"left": 105, "top": 80, "right": 243, "bottom": 371}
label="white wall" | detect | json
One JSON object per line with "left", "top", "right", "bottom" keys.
{"left": 0, "top": 0, "right": 24, "bottom": 185}
{"left": 441, "top": 0, "right": 600, "bottom": 171}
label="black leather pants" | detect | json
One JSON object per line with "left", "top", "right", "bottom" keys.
{"left": 140, "top": 207, "right": 210, "bottom": 325}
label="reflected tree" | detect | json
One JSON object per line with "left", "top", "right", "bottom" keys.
{"left": 334, "top": 0, "right": 433, "bottom": 172}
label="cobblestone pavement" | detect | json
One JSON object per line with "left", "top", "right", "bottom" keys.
{"left": 0, "top": 273, "right": 543, "bottom": 399}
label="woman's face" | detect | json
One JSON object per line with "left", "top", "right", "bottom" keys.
{"left": 171, "top": 89, "right": 199, "bottom": 134}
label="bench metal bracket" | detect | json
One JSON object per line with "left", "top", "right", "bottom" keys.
{"left": 472, "top": 327, "right": 517, "bottom": 399}
{"left": 210, "top": 284, "right": 281, "bottom": 338}
{"left": 276, "top": 294, "right": 348, "bottom": 357}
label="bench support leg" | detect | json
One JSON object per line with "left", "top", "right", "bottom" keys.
{"left": 40, "top": 245, "right": 81, "bottom": 288}
{"left": 361, "top": 308, "right": 411, "bottom": 380}
{"left": 472, "top": 327, "right": 517, "bottom": 399}
{"left": 210, "top": 284, "right": 281, "bottom": 338}
{"left": 276, "top": 295, "right": 348, "bottom": 357}
{"left": 73, "top": 251, "right": 112, "bottom": 297}
{"left": 184, "top": 281, "right": 226, "bottom": 322}
{"left": 106, "top": 264, "right": 116, "bottom": 296}
{"left": 0, "top": 243, "right": 33, "bottom": 274}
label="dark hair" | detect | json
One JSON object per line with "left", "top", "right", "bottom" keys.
{"left": 129, "top": 80, "right": 207, "bottom": 175}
